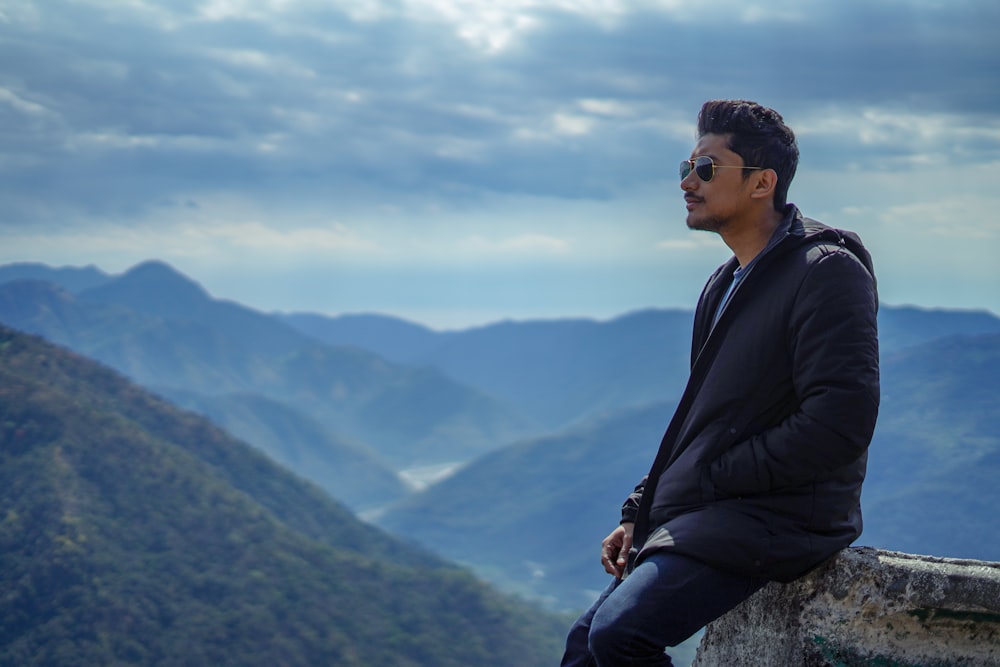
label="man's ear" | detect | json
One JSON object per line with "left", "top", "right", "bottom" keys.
{"left": 749, "top": 168, "right": 778, "bottom": 202}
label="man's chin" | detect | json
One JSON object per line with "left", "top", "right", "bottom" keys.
{"left": 686, "top": 215, "right": 721, "bottom": 233}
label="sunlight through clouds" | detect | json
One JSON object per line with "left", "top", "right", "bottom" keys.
{"left": 0, "top": 87, "right": 53, "bottom": 118}
{"left": 456, "top": 233, "right": 571, "bottom": 257}
{"left": 656, "top": 235, "right": 728, "bottom": 252}
{"left": 797, "top": 107, "right": 1000, "bottom": 157}
{"left": 578, "top": 99, "right": 636, "bottom": 118}
{"left": 208, "top": 221, "right": 380, "bottom": 253}
{"left": 0, "top": 219, "right": 382, "bottom": 267}
{"left": 1, "top": 0, "right": 998, "bottom": 325}
{"left": 880, "top": 197, "right": 1000, "bottom": 240}
{"left": 552, "top": 113, "right": 595, "bottom": 136}
{"left": 202, "top": 48, "right": 318, "bottom": 80}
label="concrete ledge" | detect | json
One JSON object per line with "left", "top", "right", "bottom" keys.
{"left": 692, "top": 547, "right": 1000, "bottom": 667}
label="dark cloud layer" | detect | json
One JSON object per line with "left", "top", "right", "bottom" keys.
{"left": 1, "top": 0, "right": 998, "bottom": 227}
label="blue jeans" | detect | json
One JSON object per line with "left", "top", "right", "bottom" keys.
{"left": 561, "top": 551, "right": 766, "bottom": 667}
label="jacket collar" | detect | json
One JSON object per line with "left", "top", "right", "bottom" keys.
{"left": 693, "top": 205, "right": 808, "bottom": 355}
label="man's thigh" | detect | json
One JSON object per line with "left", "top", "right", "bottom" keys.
{"left": 591, "top": 551, "right": 766, "bottom": 649}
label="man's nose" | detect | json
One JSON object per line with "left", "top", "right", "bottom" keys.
{"left": 681, "top": 171, "right": 698, "bottom": 191}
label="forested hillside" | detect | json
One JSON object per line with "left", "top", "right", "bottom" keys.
{"left": 0, "top": 326, "right": 567, "bottom": 666}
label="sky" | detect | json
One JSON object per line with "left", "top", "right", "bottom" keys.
{"left": 1, "top": 0, "right": 999, "bottom": 329}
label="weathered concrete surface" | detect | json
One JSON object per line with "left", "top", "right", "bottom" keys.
{"left": 692, "top": 547, "right": 1000, "bottom": 666}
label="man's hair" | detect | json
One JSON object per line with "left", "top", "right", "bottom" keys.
{"left": 697, "top": 99, "right": 799, "bottom": 211}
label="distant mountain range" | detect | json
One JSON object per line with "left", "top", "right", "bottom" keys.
{"left": 861, "top": 332, "right": 1000, "bottom": 554}
{"left": 376, "top": 399, "right": 678, "bottom": 609}
{"left": 377, "top": 332, "right": 1000, "bottom": 610}
{"left": 280, "top": 309, "right": 695, "bottom": 428}
{"left": 3, "top": 259, "right": 1000, "bottom": 614}
{"left": 0, "top": 261, "right": 535, "bottom": 511}
{"left": 0, "top": 324, "right": 567, "bottom": 665}
{"left": 0, "top": 261, "right": 112, "bottom": 293}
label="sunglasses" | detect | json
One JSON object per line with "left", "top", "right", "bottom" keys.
{"left": 680, "top": 156, "right": 763, "bottom": 182}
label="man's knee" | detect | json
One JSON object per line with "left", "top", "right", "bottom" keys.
{"left": 588, "top": 616, "right": 676, "bottom": 666}
{"left": 586, "top": 610, "right": 621, "bottom": 657}
{"left": 589, "top": 599, "right": 693, "bottom": 660}
{"left": 587, "top": 607, "right": 672, "bottom": 662}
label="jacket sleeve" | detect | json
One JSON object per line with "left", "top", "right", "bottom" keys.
{"left": 621, "top": 476, "right": 646, "bottom": 523}
{"left": 709, "top": 247, "right": 880, "bottom": 495}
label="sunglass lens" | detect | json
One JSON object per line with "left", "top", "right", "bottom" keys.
{"left": 679, "top": 160, "right": 692, "bottom": 180}
{"left": 694, "top": 156, "right": 715, "bottom": 182}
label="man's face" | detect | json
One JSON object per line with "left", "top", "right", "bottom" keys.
{"left": 681, "top": 133, "right": 755, "bottom": 234}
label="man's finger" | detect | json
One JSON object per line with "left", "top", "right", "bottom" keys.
{"left": 601, "top": 546, "right": 619, "bottom": 577}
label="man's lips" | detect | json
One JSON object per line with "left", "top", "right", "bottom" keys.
{"left": 685, "top": 196, "right": 703, "bottom": 210}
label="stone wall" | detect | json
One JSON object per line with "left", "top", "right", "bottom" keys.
{"left": 692, "top": 547, "right": 1000, "bottom": 666}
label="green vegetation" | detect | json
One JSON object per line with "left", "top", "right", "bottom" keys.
{"left": 0, "top": 326, "right": 568, "bottom": 666}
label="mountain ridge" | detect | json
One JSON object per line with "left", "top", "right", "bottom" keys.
{"left": 0, "top": 324, "right": 567, "bottom": 665}
{"left": 0, "top": 270, "right": 536, "bottom": 508}
{"left": 0, "top": 262, "right": 111, "bottom": 293}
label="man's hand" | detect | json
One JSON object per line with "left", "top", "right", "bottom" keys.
{"left": 601, "top": 522, "right": 634, "bottom": 579}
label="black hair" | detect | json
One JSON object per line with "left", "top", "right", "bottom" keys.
{"left": 697, "top": 99, "right": 799, "bottom": 211}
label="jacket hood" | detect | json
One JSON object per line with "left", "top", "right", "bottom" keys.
{"left": 778, "top": 205, "right": 877, "bottom": 285}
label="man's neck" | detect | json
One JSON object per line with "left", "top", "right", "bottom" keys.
{"left": 722, "top": 207, "right": 784, "bottom": 267}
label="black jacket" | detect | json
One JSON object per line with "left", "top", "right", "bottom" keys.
{"left": 623, "top": 205, "right": 880, "bottom": 582}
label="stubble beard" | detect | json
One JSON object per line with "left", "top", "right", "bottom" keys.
{"left": 686, "top": 212, "right": 727, "bottom": 234}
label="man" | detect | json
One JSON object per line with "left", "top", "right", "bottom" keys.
{"left": 561, "top": 99, "right": 880, "bottom": 666}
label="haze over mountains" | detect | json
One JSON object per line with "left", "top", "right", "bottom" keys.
{"left": 0, "top": 261, "right": 536, "bottom": 511}
{"left": 2, "top": 260, "right": 999, "bottom": 618}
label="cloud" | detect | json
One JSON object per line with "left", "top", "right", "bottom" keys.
{"left": 1, "top": 0, "right": 999, "bottom": 321}
{"left": 578, "top": 98, "right": 635, "bottom": 117}
{"left": 796, "top": 107, "right": 1000, "bottom": 164}
{"left": 4, "top": 0, "right": 996, "bottom": 226}
{"left": 879, "top": 197, "right": 1000, "bottom": 240}
{"left": 656, "top": 234, "right": 727, "bottom": 252}
{"left": 0, "top": 214, "right": 385, "bottom": 272}
{"left": 457, "top": 233, "right": 571, "bottom": 256}
{"left": 0, "top": 87, "right": 55, "bottom": 118}
{"left": 205, "top": 221, "right": 381, "bottom": 253}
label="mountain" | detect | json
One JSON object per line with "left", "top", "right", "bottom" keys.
{"left": 163, "top": 389, "right": 410, "bottom": 509}
{"left": 860, "top": 332, "right": 1000, "bottom": 556}
{"left": 377, "top": 332, "right": 1000, "bottom": 611}
{"left": 0, "top": 268, "right": 536, "bottom": 508}
{"left": 279, "top": 312, "right": 453, "bottom": 361}
{"left": 0, "top": 325, "right": 568, "bottom": 666}
{"left": 0, "top": 277, "right": 294, "bottom": 391}
{"left": 377, "top": 401, "right": 677, "bottom": 611}
{"left": 6, "top": 264, "right": 998, "bottom": 465}
{"left": 280, "top": 305, "right": 1000, "bottom": 430}
{"left": 413, "top": 312, "right": 693, "bottom": 428}
{"left": 80, "top": 260, "right": 308, "bottom": 358}
{"left": 0, "top": 261, "right": 111, "bottom": 293}
{"left": 876, "top": 305, "right": 1000, "bottom": 351}
{"left": 0, "top": 279, "right": 405, "bottom": 510}
{"left": 283, "top": 309, "right": 695, "bottom": 429}
{"left": 282, "top": 304, "right": 1000, "bottom": 361}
